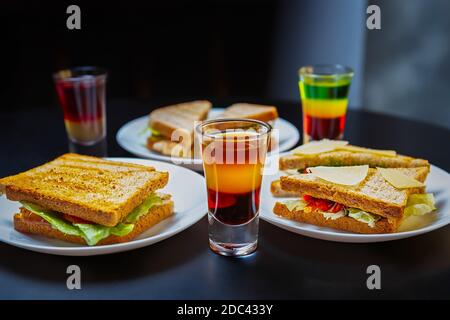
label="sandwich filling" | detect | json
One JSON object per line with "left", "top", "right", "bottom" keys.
{"left": 20, "top": 193, "right": 164, "bottom": 246}
{"left": 149, "top": 127, "right": 162, "bottom": 137}
{"left": 146, "top": 127, "right": 165, "bottom": 145}
{"left": 141, "top": 126, "right": 162, "bottom": 137}
{"left": 282, "top": 193, "right": 436, "bottom": 228}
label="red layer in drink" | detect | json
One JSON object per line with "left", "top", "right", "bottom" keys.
{"left": 55, "top": 79, "right": 105, "bottom": 122}
{"left": 303, "top": 113, "right": 345, "bottom": 141}
{"left": 207, "top": 187, "right": 260, "bottom": 225}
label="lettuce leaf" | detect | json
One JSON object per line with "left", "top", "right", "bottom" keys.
{"left": 71, "top": 223, "right": 135, "bottom": 246}
{"left": 407, "top": 193, "right": 436, "bottom": 208}
{"left": 21, "top": 202, "right": 82, "bottom": 237}
{"left": 20, "top": 193, "right": 162, "bottom": 246}
{"left": 347, "top": 208, "right": 380, "bottom": 228}
{"left": 139, "top": 126, "right": 162, "bottom": 137}
{"left": 71, "top": 223, "right": 134, "bottom": 246}
{"left": 284, "top": 199, "right": 307, "bottom": 212}
{"left": 126, "top": 194, "right": 162, "bottom": 223}
{"left": 404, "top": 193, "right": 436, "bottom": 217}
{"left": 281, "top": 194, "right": 436, "bottom": 229}
{"left": 110, "top": 223, "right": 135, "bottom": 236}
{"left": 404, "top": 204, "right": 435, "bottom": 217}
{"left": 321, "top": 211, "right": 346, "bottom": 220}
{"left": 142, "top": 126, "right": 162, "bottom": 137}
{"left": 21, "top": 202, "right": 128, "bottom": 246}
{"left": 283, "top": 199, "right": 346, "bottom": 220}
{"left": 150, "top": 127, "right": 162, "bottom": 137}
{"left": 74, "top": 223, "right": 111, "bottom": 246}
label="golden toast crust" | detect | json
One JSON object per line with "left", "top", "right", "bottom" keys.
{"left": 0, "top": 154, "right": 169, "bottom": 226}
{"left": 279, "top": 150, "right": 430, "bottom": 171}
{"left": 218, "top": 103, "right": 278, "bottom": 122}
{"left": 14, "top": 200, "right": 174, "bottom": 245}
{"left": 273, "top": 202, "right": 398, "bottom": 234}
{"left": 280, "top": 167, "right": 429, "bottom": 219}
{"left": 270, "top": 180, "right": 302, "bottom": 197}
{"left": 149, "top": 100, "right": 212, "bottom": 139}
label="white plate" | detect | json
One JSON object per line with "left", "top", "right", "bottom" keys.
{"left": 260, "top": 158, "right": 450, "bottom": 243}
{"left": 0, "top": 158, "right": 207, "bottom": 256}
{"left": 116, "top": 108, "right": 300, "bottom": 171}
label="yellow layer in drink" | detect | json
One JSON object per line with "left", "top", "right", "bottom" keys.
{"left": 301, "top": 99, "right": 348, "bottom": 118}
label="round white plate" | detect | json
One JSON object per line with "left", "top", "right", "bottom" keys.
{"left": 260, "top": 157, "right": 450, "bottom": 243}
{"left": 0, "top": 158, "right": 207, "bottom": 256}
{"left": 116, "top": 108, "right": 300, "bottom": 171}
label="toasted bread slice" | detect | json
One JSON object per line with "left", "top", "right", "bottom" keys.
{"left": 280, "top": 167, "right": 429, "bottom": 219}
{"left": 14, "top": 198, "right": 174, "bottom": 245}
{"left": 273, "top": 202, "right": 399, "bottom": 234}
{"left": 270, "top": 180, "right": 302, "bottom": 197}
{"left": 217, "top": 103, "right": 278, "bottom": 123}
{"left": 280, "top": 150, "right": 429, "bottom": 171}
{"left": 0, "top": 154, "right": 169, "bottom": 227}
{"left": 149, "top": 100, "right": 212, "bottom": 139}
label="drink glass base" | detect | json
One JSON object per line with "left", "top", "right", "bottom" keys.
{"left": 208, "top": 211, "right": 259, "bottom": 257}
{"left": 209, "top": 239, "right": 257, "bottom": 257}
{"left": 303, "top": 132, "right": 344, "bottom": 144}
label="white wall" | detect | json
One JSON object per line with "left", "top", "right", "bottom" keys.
{"left": 363, "top": 0, "right": 450, "bottom": 129}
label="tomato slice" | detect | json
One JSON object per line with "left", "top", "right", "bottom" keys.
{"left": 315, "top": 199, "right": 329, "bottom": 211}
{"left": 302, "top": 194, "right": 345, "bottom": 213}
{"left": 63, "top": 214, "right": 92, "bottom": 224}
{"left": 329, "top": 203, "right": 345, "bottom": 213}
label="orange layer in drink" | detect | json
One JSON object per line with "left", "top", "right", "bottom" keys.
{"left": 204, "top": 162, "right": 263, "bottom": 194}
{"left": 202, "top": 132, "right": 265, "bottom": 194}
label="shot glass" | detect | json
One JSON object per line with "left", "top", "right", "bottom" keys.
{"left": 196, "top": 119, "right": 271, "bottom": 256}
{"left": 53, "top": 67, "right": 107, "bottom": 151}
{"left": 299, "top": 64, "right": 353, "bottom": 143}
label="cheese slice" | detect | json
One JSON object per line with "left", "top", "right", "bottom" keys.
{"left": 336, "top": 145, "right": 396, "bottom": 157}
{"left": 378, "top": 168, "right": 425, "bottom": 189}
{"left": 308, "top": 165, "right": 369, "bottom": 186}
{"left": 292, "top": 139, "right": 397, "bottom": 157}
{"left": 292, "top": 139, "right": 349, "bottom": 155}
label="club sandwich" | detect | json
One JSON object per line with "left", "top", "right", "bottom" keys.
{"left": 273, "top": 165, "right": 436, "bottom": 234}
{"left": 272, "top": 139, "right": 430, "bottom": 197}
{"left": 147, "top": 100, "right": 212, "bottom": 158}
{"left": 0, "top": 154, "right": 174, "bottom": 246}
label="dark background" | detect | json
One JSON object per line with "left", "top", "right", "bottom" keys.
{"left": 0, "top": 0, "right": 277, "bottom": 109}
{"left": 1, "top": 0, "right": 449, "bottom": 130}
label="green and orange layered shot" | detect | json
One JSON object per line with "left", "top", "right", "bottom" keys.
{"left": 299, "top": 65, "right": 353, "bottom": 143}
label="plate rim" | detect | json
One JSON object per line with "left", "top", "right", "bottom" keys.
{"left": 260, "top": 162, "right": 450, "bottom": 243}
{"left": 0, "top": 157, "right": 208, "bottom": 255}
{"left": 116, "top": 109, "right": 300, "bottom": 165}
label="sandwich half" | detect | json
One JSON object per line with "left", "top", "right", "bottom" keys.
{"left": 272, "top": 140, "right": 430, "bottom": 197}
{"left": 147, "top": 100, "right": 212, "bottom": 158}
{"left": 217, "top": 103, "right": 278, "bottom": 123}
{"left": 280, "top": 139, "right": 429, "bottom": 171}
{"left": 0, "top": 153, "right": 174, "bottom": 246}
{"left": 273, "top": 166, "right": 435, "bottom": 234}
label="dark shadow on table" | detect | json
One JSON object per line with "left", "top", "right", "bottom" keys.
{"left": 0, "top": 218, "right": 207, "bottom": 285}
{"left": 259, "top": 220, "right": 450, "bottom": 299}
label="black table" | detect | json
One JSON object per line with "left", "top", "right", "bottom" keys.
{"left": 1, "top": 99, "right": 449, "bottom": 300}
